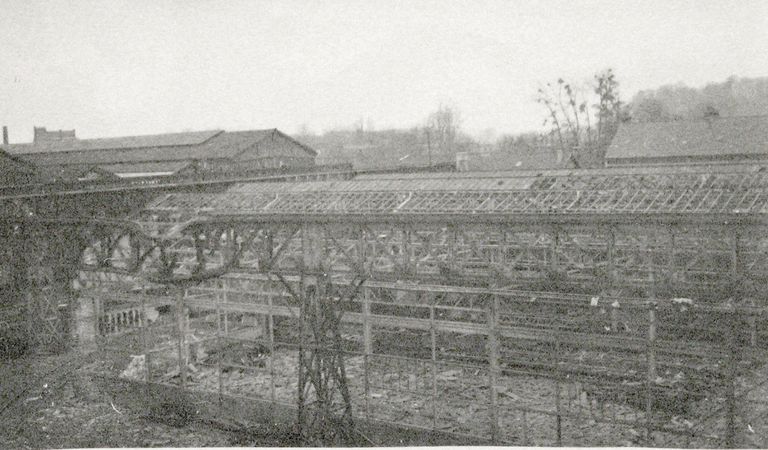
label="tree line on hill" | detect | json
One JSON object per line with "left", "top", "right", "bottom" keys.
{"left": 630, "top": 75, "right": 768, "bottom": 122}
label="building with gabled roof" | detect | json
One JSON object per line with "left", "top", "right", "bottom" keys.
{"left": 1, "top": 127, "right": 317, "bottom": 181}
{"left": 605, "top": 115, "right": 768, "bottom": 166}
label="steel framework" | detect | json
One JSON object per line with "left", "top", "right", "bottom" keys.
{"left": 6, "top": 164, "right": 768, "bottom": 446}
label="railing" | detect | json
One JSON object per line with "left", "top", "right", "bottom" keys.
{"left": 97, "top": 305, "right": 145, "bottom": 336}
{"left": 83, "top": 278, "right": 766, "bottom": 447}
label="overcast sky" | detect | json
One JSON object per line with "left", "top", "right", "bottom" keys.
{"left": 1, "top": 0, "right": 767, "bottom": 142}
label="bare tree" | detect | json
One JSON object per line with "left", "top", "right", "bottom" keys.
{"left": 536, "top": 69, "right": 624, "bottom": 166}
{"left": 536, "top": 78, "right": 592, "bottom": 164}
{"left": 593, "top": 68, "right": 624, "bottom": 152}
{"left": 425, "top": 105, "right": 461, "bottom": 154}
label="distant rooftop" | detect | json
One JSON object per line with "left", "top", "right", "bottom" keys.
{"left": 1, "top": 128, "right": 316, "bottom": 166}
{"left": 606, "top": 115, "right": 768, "bottom": 164}
{"left": 9, "top": 128, "right": 224, "bottom": 154}
{"left": 456, "top": 144, "right": 574, "bottom": 172}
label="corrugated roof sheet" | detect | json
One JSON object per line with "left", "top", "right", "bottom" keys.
{"left": 606, "top": 116, "right": 768, "bottom": 161}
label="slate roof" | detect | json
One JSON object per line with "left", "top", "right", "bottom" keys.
{"left": 1, "top": 129, "right": 316, "bottom": 168}
{"left": 606, "top": 116, "right": 768, "bottom": 162}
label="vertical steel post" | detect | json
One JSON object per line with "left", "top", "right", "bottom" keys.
{"left": 401, "top": 228, "right": 411, "bottom": 276}
{"left": 555, "top": 331, "right": 563, "bottom": 446}
{"left": 362, "top": 287, "right": 371, "bottom": 420}
{"left": 749, "top": 298, "right": 757, "bottom": 347}
{"left": 176, "top": 287, "right": 187, "bottom": 389}
{"left": 194, "top": 231, "right": 204, "bottom": 273}
{"left": 488, "top": 294, "right": 500, "bottom": 443}
{"left": 668, "top": 229, "right": 676, "bottom": 288}
{"left": 726, "top": 309, "right": 737, "bottom": 449}
{"left": 448, "top": 224, "right": 457, "bottom": 275}
{"left": 522, "top": 410, "right": 529, "bottom": 445}
{"left": 223, "top": 278, "right": 229, "bottom": 334}
{"left": 646, "top": 233, "right": 657, "bottom": 444}
{"left": 646, "top": 304, "right": 657, "bottom": 443}
{"left": 139, "top": 285, "right": 151, "bottom": 387}
{"left": 726, "top": 232, "right": 741, "bottom": 448}
{"left": 297, "top": 290, "right": 306, "bottom": 432}
{"left": 430, "top": 303, "right": 438, "bottom": 430}
{"left": 607, "top": 226, "right": 618, "bottom": 336}
{"left": 550, "top": 226, "right": 559, "bottom": 273}
{"left": 139, "top": 288, "right": 146, "bottom": 374}
{"left": 551, "top": 226, "right": 563, "bottom": 445}
{"left": 359, "top": 226, "right": 372, "bottom": 420}
{"left": 268, "top": 291, "right": 276, "bottom": 405}
{"left": 94, "top": 296, "right": 103, "bottom": 335}
{"left": 608, "top": 227, "right": 616, "bottom": 286}
{"left": 216, "top": 297, "right": 223, "bottom": 404}
{"left": 297, "top": 226, "right": 309, "bottom": 432}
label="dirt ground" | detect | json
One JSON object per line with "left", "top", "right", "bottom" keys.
{"left": 0, "top": 351, "right": 295, "bottom": 449}
{"left": 4, "top": 344, "right": 757, "bottom": 448}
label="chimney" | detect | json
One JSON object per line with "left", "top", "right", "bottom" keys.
{"left": 2, "top": 126, "right": 7, "bottom": 145}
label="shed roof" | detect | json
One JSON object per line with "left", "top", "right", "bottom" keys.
{"left": 606, "top": 116, "right": 768, "bottom": 162}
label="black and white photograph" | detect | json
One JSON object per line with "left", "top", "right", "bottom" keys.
{"left": 2, "top": 0, "right": 768, "bottom": 447}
